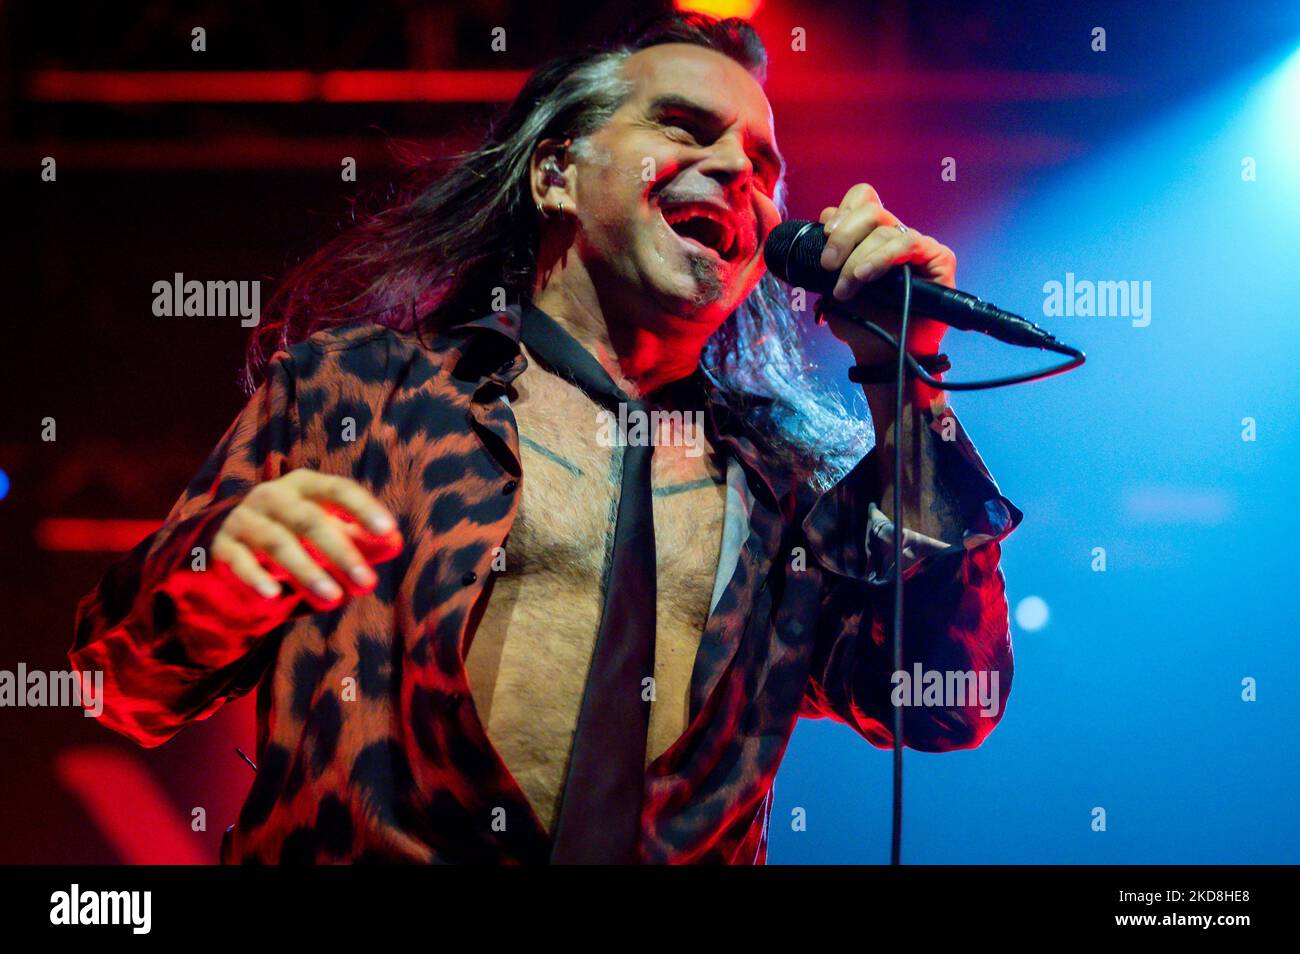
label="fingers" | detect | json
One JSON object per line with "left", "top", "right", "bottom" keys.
{"left": 825, "top": 183, "right": 880, "bottom": 234}
{"left": 833, "top": 225, "right": 914, "bottom": 300}
{"left": 811, "top": 184, "right": 957, "bottom": 356}
{"left": 213, "top": 471, "right": 405, "bottom": 611}
{"left": 288, "top": 470, "right": 396, "bottom": 535}
{"left": 277, "top": 497, "right": 378, "bottom": 595}
{"left": 229, "top": 506, "right": 347, "bottom": 606}
{"left": 212, "top": 535, "right": 282, "bottom": 599}
{"left": 819, "top": 186, "right": 898, "bottom": 273}
{"left": 834, "top": 231, "right": 955, "bottom": 301}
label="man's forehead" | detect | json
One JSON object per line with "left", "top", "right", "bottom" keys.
{"left": 621, "top": 43, "right": 774, "bottom": 128}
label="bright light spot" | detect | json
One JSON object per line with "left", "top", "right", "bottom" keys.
{"left": 0, "top": 468, "right": 9, "bottom": 501}
{"left": 1227, "top": 44, "right": 1300, "bottom": 187}
{"left": 675, "top": 0, "right": 764, "bottom": 19}
{"left": 1122, "top": 486, "right": 1235, "bottom": 524}
{"left": 1014, "top": 596, "right": 1050, "bottom": 631}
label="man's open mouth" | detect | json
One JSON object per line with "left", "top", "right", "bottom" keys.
{"left": 658, "top": 202, "right": 739, "bottom": 261}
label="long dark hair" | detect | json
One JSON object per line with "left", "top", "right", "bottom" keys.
{"left": 245, "top": 12, "right": 868, "bottom": 488}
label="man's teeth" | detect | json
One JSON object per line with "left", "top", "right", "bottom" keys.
{"left": 661, "top": 206, "right": 735, "bottom": 256}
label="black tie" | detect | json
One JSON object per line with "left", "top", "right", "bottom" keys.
{"left": 519, "top": 301, "right": 656, "bottom": 864}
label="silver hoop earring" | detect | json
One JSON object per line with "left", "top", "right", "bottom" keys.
{"left": 537, "top": 199, "right": 567, "bottom": 221}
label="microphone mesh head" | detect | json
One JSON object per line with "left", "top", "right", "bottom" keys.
{"left": 763, "top": 219, "right": 831, "bottom": 291}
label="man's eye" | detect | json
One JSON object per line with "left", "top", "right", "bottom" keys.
{"left": 663, "top": 119, "right": 702, "bottom": 142}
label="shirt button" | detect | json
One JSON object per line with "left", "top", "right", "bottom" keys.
{"left": 502, "top": 480, "right": 518, "bottom": 495}
{"left": 461, "top": 571, "right": 478, "bottom": 586}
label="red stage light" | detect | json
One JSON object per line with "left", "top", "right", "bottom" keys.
{"left": 52, "top": 747, "right": 208, "bottom": 865}
{"left": 675, "top": 0, "right": 764, "bottom": 20}
{"left": 28, "top": 69, "right": 530, "bottom": 104}
{"left": 35, "top": 518, "right": 160, "bottom": 552}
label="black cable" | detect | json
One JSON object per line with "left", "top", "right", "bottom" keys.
{"left": 889, "top": 266, "right": 912, "bottom": 867}
{"left": 850, "top": 269, "right": 1086, "bottom": 866}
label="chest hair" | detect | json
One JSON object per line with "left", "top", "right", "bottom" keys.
{"left": 462, "top": 365, "right": 726, "bottom": 832}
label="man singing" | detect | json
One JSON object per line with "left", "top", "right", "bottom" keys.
{"left": 71, "top": 13, "right": 1020, "bottom": 864}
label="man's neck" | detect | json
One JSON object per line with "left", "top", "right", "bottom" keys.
{"left": 531, "top": 282, "right": 708, "bottom": 399}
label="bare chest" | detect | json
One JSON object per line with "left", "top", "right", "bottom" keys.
{"left": 462, "top": 371, "right": 726, "bottom": 831}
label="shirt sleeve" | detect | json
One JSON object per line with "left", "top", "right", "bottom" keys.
{"left": 798, "top": 400, "right": 1023, "bottom": 752}
{"left": 69, "top": 352, "right": 309, "bottom": 747}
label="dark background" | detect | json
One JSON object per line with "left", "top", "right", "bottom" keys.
{"left": 2, "top": 1, "right": 1297, "bottom": 863}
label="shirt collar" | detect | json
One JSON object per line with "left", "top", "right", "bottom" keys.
{"left": 444, "top": 303, "right": 526, "bottom": 389}
{"left": 451, "top": 303, "right": 524, "bottom": 343}
{"left": 448, "top": 297, "right": 793, "bottom": 504}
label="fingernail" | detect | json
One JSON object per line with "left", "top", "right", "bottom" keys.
{"left": 853, "top": 262, "right": 878, "bottom": 281}
{"left": 832, "top": 278, "right": 850, "bottom": 301}
{"left": 825, "top": 216, "right": 841, "bottom": 234}
{"left": 349, "top": 564, "right": 376, "bottom": 587}
{"left": 312, "top": 578, "right": 343, "bottom": 601}
{"left": 820, "top": 246, "right": 839, "bottom": 269}
{"left": 367, "top": 513, "right": 395, "bottom": 534}
{"left": 255, "top": 579, "right": 281, "bottom": 599}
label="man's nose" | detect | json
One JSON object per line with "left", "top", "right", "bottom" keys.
{"left": 698, "top": 132, "right": 755, "bottom": 190}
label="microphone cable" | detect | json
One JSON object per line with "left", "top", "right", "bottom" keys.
{"left": 817, "top": 267, "right": 1085, "bottom": 865}
{"left": 889, "top": 266, "right": 912, "bottom": 867}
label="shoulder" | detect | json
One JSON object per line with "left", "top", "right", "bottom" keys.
{"left": 260, "top": 320, "right": 490, "bottom": 450}
{"left": 273, "top": 320, "right": 470, "bottom": 390}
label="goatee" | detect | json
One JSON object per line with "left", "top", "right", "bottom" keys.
{"left": 686, "top": 252, "right": 725, "bottom": 307}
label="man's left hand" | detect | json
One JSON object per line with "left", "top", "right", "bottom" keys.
{"left": 815, "top": 183, "right": 955, "bottom": 363}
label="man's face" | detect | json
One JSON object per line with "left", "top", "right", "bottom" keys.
{"left": 571, "top": 43, "right": 785, "bottom": 336}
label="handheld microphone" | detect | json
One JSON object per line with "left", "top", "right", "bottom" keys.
{"left": 763, "top": 219, "right": 1084, "bottom": 869}
{"left": 764, "top": 219, "right": 1073, "bottom": 354}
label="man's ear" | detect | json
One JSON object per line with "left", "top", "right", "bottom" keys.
{"left": 530, "top": 137, "right": 578, "bottom": 217}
